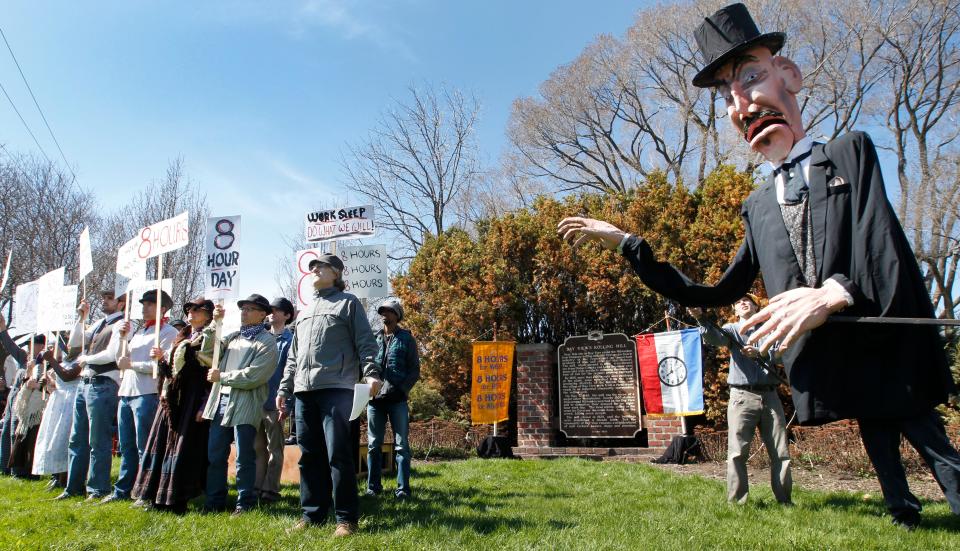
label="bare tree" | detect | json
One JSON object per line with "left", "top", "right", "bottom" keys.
{"left": 505, "top": 0, "right": 895, "bottom": 192}
{"left": 874, "top": 0, "right": 960, "bottom": 317}
{"left": 0, "top": 152, "right": 100, "bottom": 322}
{"left": 101, "top": 158, "right": 209, "bottom": 313}
{"left": 341, "top": 84, "right": 481, "bottom": 260}
{"left": 507, "top": 2, "right": 727, "bottom": 193}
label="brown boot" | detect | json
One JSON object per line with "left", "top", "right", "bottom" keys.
{"left": 333, "top": 522, "right": 357, "bottom": 537}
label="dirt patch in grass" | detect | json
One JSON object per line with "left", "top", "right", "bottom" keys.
{"left": 649, "top": 452, "right": 947, "bottom": 502}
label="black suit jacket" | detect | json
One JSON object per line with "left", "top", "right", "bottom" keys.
{"left": 622, "top": 131, "right": 952, "bottom": 424}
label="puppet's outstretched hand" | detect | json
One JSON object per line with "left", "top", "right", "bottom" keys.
{"left": 557, "top": 217, "right": 628, "bottom": 250}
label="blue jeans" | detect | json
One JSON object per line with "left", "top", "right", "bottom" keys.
{"left": 296, "top": 388, "right": 358, "bottom": 524}
{"left": 0, "top": 391, "right": 15, "bottom": 475}
{"left": 367, "top": 400, "right": 411, "bottom": 496}
{"left": 113, "top": 393, "right": 158, "bottom": 498}
{"left": 66, "top": 377, "right": 119, "bottom": 496}
{"left": 206, "top": 395, "right": 257, "bottom": 510}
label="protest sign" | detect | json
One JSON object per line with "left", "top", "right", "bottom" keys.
{"left": 115, "top": 236, "right": 147, "bottom": 296}
{"left": 0, "top": 250, "right": 11, "bottom": 294}
{"left": 12, "top": 281, "right": 39, "bottom": 335}
{"left": 295, "top": 248, "right": 322, "bottom": 308}
{"left": 136, "top": 211, "right": 190, "bottom": 260}
{"left": 49, "top": 285, "right": 78, "bottom": 332}
{"left": 127, "top": 279, "right": 173, "bottom": 320}
{"left": 78, "top": 227, "right": 93, "bottom": 280}
{"left": 470, "top": 341, "right": 515, "bottom": 425}
{"left": 304, "top": 205, "right": 375, "bottom": 243}
{"left": 205, "top": 215, "right": 240, "bottom": 300}
{"left": 36, "top": 268, "right": 66, "bottom": 333}
{"left": 135, "top": 211, "right": 188, "bottom": 371}
{"left": 337, "top": 244, "right": 389, "bottom": 299}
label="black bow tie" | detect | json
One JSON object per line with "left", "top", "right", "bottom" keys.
{"left": 774, "top": 149, "right": 812, "bottom": 205}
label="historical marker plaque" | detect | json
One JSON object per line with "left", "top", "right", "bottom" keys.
{"left": 557, "top": 332, "right": 642, "bottom": 438}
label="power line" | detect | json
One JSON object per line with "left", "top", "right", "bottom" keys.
{"left": 0, "top": 141, "right": 30, "bottom": 177}
{"left": 0, "top": 78, "right": 52, "bottom": 165}
{"left": 0, "top": 26, "right": 74, "bottom": 180}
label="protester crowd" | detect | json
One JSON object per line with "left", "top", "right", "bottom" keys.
{"left": 0, "top": 252, "right": 420, "bottom": 538}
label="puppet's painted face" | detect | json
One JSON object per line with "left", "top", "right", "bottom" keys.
{"left": 713, "top": 46, "right": 805, "bottom": 164}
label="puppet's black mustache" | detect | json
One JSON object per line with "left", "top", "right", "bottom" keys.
{"left": 742, "top": 109, "right": 785, "bottom": 135}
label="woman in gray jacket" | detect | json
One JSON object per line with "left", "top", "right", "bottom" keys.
{"left": 277, "top": 253, "right": 382, "bottom": 537}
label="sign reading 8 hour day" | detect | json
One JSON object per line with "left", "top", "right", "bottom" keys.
{"left": 205, "top": 215, "right": 240, "bottom": 300}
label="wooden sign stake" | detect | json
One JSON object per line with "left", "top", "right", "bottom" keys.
{"left": 153, "top": 254, "right": 164, "bottom": 379}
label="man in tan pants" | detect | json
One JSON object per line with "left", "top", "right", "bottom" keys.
{"left": 254, "top": 297, "right": 295, "bottom": 504}
{"left": 691, "top": 296, "right": 791, "bottom": 504}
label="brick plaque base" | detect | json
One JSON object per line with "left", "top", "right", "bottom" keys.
{"left": 512, "top": 343, "right": 686, "bottom": 459}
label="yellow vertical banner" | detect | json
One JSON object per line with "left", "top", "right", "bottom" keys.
{"left": 471, "top": 341, "right": 515, "bottom": 425}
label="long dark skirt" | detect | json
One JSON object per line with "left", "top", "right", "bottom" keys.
{"left": 132, "top": 340, "right": 211, "bottom": 509}
{"left": 133, "top": 404, "right": 210, "bottom": 507}
{"left": 9, "top": 424, "right": 40, "bottom": 478}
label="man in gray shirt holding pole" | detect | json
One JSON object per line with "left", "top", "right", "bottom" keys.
{"left": 690, "top": 294, "right": 792, "bottom": 505}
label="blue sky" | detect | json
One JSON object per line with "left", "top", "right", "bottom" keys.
{"left": 0, "top": 0, "right": 645, "bottom": 298}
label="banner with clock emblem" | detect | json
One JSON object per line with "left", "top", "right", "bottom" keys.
{"left": 636, "top": 329, "right": 704, "bottom": 416}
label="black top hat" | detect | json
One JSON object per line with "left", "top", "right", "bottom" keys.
{"left": 269, "top": 297, "right": 296, "bottom": 322}
{"left": 139, "top": 289, "right": 173, "bottom": 309}
{"left": 692, "top": 3, "right": 785, "bottom": 88}
{"left": 237, "top": 293, "right": 271, "bottom": 313}
{"left": 182, "top": 296, "right": 215, "bottom": 316}
{"left": 307, "top": 253, "right": 345, "bottom": 273}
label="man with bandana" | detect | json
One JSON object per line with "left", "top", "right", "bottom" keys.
{"left": 201, "top": 294, "right": 278, "bottom": 515}
{"left": 558, "top": 3, "right": 960, "bottom": 530}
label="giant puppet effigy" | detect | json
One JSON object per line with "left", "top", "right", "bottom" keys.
{"left": 558, "top": 3, "right": 960, "bottom": 530}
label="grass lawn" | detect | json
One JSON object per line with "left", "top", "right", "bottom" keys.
{"left": 1, "top": 458, "right": 959, "bottom": 550}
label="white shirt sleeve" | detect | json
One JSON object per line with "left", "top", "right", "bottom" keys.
{"left": 130, "top": 325, "right": 178, "bottom": 374}
{"left": 80, "top": 324, "right": 122, "bottom": 365}
{"left": 67, "top": 319, "right": 90, "bottom": 350}
{"left": 823, "top": 278, "right": 855, "bottom": 307}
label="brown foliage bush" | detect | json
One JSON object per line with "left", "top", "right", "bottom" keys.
{"left": 394, "top": 166, "right": 761, "bottom": 425}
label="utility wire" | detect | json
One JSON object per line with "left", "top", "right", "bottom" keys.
{"left": 0, "top": 142, "right": 30, "bottom": 176}
{"left": 0, "top": 78, "right": 52, "bottom": 165}
{"left": 0, "top": 26, "right": 73, "bottom": 179}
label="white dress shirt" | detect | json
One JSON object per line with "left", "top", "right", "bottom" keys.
{"left": 768, "top": 136, "right": 814, "bottom": 205}
{"left": 119, "top": 321, "right": 178, "bottom": 397}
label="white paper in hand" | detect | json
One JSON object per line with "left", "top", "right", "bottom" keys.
{"left": 349, "top": 383, "right": 372, "bottom": 421}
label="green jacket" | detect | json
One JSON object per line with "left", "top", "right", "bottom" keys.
{"left": 202, "top": 327, "right": 278, "bottom": 427}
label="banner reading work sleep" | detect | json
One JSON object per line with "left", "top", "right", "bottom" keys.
{"left": 635, "top": 329, "right": 704, "bottom": 416}
{"left": 470, "top": 341, "right": 515, "bottom": 425}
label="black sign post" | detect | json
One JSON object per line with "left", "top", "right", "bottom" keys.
{"left": 557, "top": 332, "right": 642, "bottom": 439}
